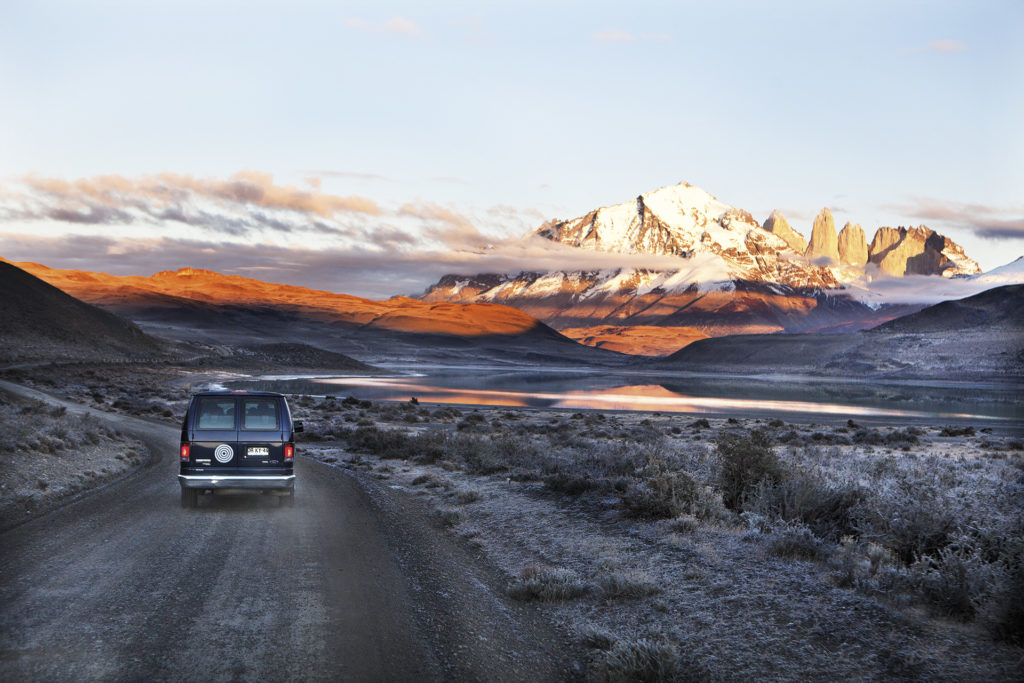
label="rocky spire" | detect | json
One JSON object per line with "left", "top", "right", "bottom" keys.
{"left": 762, "top": 209, "right": 807, "bottom": 254}
{"left": 868, "top": 226, "right": 981, "bottom": 277}
{"left": 837, "top": 222, "right": 868, "bottom": 266}
{"left": 804, "top": 208, "right": 839, "bottom": 265}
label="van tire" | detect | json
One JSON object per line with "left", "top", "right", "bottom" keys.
{"left": 181, "top": 488, "right": 198, "bottom": 508}
{"left": 282, "top": 492, "right": 295, "bottom": 508}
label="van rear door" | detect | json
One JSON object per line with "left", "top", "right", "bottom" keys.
{"left": 190, "top": 395, "right": 239, "bottom": 468}
{"left": 237, "top": 396, "right": 285, "bottom": 467}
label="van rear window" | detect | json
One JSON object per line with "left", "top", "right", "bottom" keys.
{"left": 197, "top": 398, "right": 236, "bottom": 429}
{"left": 243, "top": 398, "right": 280, "bottom": 430}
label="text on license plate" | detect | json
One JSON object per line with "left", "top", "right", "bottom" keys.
{"left": 247, "top": 447, "right": 270, "bottom": 456}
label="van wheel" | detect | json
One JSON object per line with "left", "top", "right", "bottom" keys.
{"left": 282, "top": 492, "right": 295, "bottom": 508}
{"left": 181, "top": 489, "right": 198, "bottom": 508}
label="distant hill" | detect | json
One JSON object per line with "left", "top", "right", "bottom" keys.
{"left": 658, "top": 284, "right": 1024, "bottom": 382}
{"left": 873, "top": 283, "right": 1024, "bottom": 334}
{"left": 14, "top": 261, "right": 624, "bottom": 367}
{"left": 187, "top": 342, "right": 378, "bottom": 373}
{"left": 16, "top": 262, "right": 566, "bottom": 339}
{"left": 0, "top": 261, "right": 163, "bottom": 363}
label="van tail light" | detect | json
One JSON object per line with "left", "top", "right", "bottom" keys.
{"left": 180, "top": 443, "right": 190, "bottom": 461}
{"left": 284, "top": 443, "right": 294, "bottom": 459}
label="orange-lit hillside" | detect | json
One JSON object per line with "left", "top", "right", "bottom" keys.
{"left": 559, "top": 325, "right": 710, "bottom": 357}
{"left": 16, "top": 263, "right": 547, "bottom": 338}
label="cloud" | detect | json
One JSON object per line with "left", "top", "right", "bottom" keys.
{"left": 304, "top": 169, "right": 391, "bottom": 183}
{"left": 0, "top": 170, "right": 744, "bottom": 298}
{"left": 384, "top": 16, "right": 422, "bottom": 37}
{"left": 843, "top": 266, "right": 1024, "bottom": 306}
{"left": 593, "top": 30, "right": 635, "bottom": 43}
{"left": 885, "top": 197, "right": 1024, "bottom": 240}
{"left": 593, "top": 30, "right": 669, "bottom": 43}
{"left": 1, "top": 171, "right": 382, "bottom": 237}
{"left": 345, "top": 15, "right": 422, "bottom": 37}
{"left": 459, "top": 14, "right": 492, "bottom": 44}
{"left": 922, "top": 39, "right": 968, "bottom": 53}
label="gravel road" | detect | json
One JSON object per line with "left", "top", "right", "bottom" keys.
{"left": 0, "top": 383, "right": 570, "bottom": 681}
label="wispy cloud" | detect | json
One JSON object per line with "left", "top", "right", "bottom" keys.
{"left": 593, "top": 29, "right": 635, "bottom": 43}
{"left": 0, "top": 170, "right": 749, "bottom": 298}
{"left": 346, "top": 15, "right": 422, "bottom": 37}
{"left": 913, "top": 39, "right": 968, "bottom": 53}
{"left": 845, "top": 266, "right": 1024, "bottom": 306}
{"left": 925, "top": 39, "right": 967, "bottom": 53}
{"left": 885, "top": 197, "right": 1024, "bottom": 240}
{"left": 303, "top": 169, "right": 392, "bottom": 183}
{"left": 459, "top": 14, "right": 492, "bottom": 44}
{"left": 593, "top": 30, "right": 669, "bottom": 43}
{"left": 15, "top": 170, "right": 377, "bottom": 219}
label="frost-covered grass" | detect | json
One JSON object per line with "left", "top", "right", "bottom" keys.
{"left": 0, "top": 393, "right": 145, "bottom": 528}
{"left": 298, "top": 396, "right": 1024, "bottom": 679}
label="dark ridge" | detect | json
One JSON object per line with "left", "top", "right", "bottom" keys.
{"left": 0, "top": 261, "right": 163, "bottom": 362}
{"left": 870, "top": 284, "right": 1024, "bottom": 334}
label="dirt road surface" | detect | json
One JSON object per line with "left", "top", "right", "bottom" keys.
{"left": 0, "top": 382, "right": 571, "bottom": 681}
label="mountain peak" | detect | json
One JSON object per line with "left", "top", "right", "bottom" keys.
{"left": 762, "top": 210, "right": 807, "bottom": 254}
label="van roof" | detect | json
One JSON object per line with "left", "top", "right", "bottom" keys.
{"left": 191, "top": 391, "right": 286, "bottom": 398}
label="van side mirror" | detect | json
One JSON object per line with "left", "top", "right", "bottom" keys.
{"left": 293, "top": 420, "right": 304, "bottom": 433}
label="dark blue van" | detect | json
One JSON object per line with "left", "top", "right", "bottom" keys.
{"left": 178, "top": 391, "right": 302, "bottom": 507}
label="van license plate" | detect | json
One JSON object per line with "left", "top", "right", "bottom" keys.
{"left": 247, "top": 447, "right": 270, "bottom": 456}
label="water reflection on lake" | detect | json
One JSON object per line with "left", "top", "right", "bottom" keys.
{"left": 224, "top": 370, "right": 1023, "bottom": 424}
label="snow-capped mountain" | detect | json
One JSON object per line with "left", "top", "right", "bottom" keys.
{"left": 422, "top": 182, "right": 980, "bottom": 352}
{"left": 534, "top": 182, "right": 837, "bottom": 289}
{"left": 967, "top": 256, "right": 1024, "bottom": 285}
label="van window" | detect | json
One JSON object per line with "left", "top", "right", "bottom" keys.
{"left": 197, "top": 398, "right": 236, "bottom": 430}
{"left": 243, "top": 398, "right": 280, "bottom": 430}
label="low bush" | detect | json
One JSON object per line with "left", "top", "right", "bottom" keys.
{"left": 622, "top": 462, "right": 701, "bottom": 520}
{"left": 746, "top": 467, "right": 863, "bottom": 541}
{"left": 911, "top": 546, "right": 999, "bottom": 619}
{"left": 716, "top": 429, "right": 781, "bottom": 511}
{"left": 596, "top": 570, "right": 662, "bottom": 600}
{"left": 508, "top": 565, "right": 589, "bottom": 602}
{"left": 345, "top": 426, "right": 410, "bottom": 459}
{"left": 595, "top": 638, "right": 681, "bottom": 683}
{"left": 859, "top": 491, "right": 958, "bottom": 566}
{"left": 766, "top": 522, "right": 828, "bottom": 561}
{"left": 940, "top": 425, "right": 976, "bottom": 437}
{"left": 985, "top": 561, "right": 1024, "bottom": 645}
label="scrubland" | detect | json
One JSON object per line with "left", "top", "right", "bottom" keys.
{"left": 3, "top": 361, "right": 1021, "bottom": 680}
{"left": 293, "top": 395, "right": 1024, "bottom": 681}
{"left": 0, "top": 392, "right": 145, "bottom": 529}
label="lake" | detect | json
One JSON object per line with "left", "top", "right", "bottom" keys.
{"left": 221, "top": 368, "right": 1024, "bottom": 428}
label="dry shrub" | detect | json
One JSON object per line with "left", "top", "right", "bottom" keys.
{"left": 746, "top": 466, "right": 863, "bottom": 541}
{"left": 910, "top": 546, "right": 1001, "bottom": 619}
{"left": 345, "top": 425, "right": 410, "bottom": 459}
{"left": 666, "top": 514, "right": 699, "bottom": 534}
{"left": 454, "top": 488, "right": 482, "bottom": 504}
{"left": 859, "top": 491, "right": 958, "bottom": 566}
{"left": 766, "top": 521, "right": 828, "bottom": 561}
{"left": 436, "top": 507, "right": 464, "bottom": 527}
{"left": 623, "top": 460, "right": 701, "bottom": 520}
{"left": 596, "top": 570, "right": 662, "bottom": 600}
{"left": 595, "top": 638, "right": 683, "bottom": 683}
{"left": 984, "top": 561, "right": 1024, "bottom": 645}
{"left": 715, "top": 429, "right": 782, "bottom": 511}
{"left": 579, "top": 624, "right": 616, "bottom": 650}
{"left": 545, "top": 471, "right": 604, "bottom": 495}
{"left": 508, "top": 564, "right": 589, "bottom": 602}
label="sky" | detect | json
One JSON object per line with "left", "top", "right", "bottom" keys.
{"left": 0, "top": 0, "right": 1022, "bottom": 298}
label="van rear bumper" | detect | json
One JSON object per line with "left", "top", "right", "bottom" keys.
{"left": 178, "top": 474, "right": 295, "bottom": 490}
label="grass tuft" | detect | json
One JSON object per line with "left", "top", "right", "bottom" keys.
{"left": 508, "top": 564, "right": 589, "bottom": 602}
